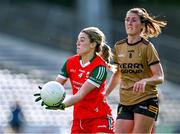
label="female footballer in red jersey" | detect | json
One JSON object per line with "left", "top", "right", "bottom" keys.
{"left": 35, "top": 27, "right": 115, "bottom": 133}
{"left": 106, "top": 8, "right": 167, "bottom": 133}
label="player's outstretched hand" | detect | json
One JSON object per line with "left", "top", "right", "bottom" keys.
{"left": 34, "top": 86, "right": 45, "bottom": 106}
{"left": 45, "top": 103, "right": 66, "bottom": 110}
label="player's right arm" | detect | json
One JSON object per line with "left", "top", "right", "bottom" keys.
{"left": 56, "top": 76, "right": 67, "bottom": 85}
{"left": 106, "top": 46, "right": 121, "bottom": 96}
{"left": 106, "top": 68, "right": 121, "bottom": 96}
{"left": 56, "top": 60, "right": 68, "bottom": 85}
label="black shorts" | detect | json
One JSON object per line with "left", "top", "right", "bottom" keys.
{"left": 117, "top": 97, "right": 159, "bottom": 121}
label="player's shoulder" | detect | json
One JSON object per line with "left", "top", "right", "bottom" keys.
{"left": 141, "top": 38, "right": 150, "bottom": 45}
{"left": 65, "top": 54, "right": 80, "bottom": 65}
{"left": 96, "top": 54, "right": 106, "bottom": 62}
{"left": 115, "top": 38, "right": 127, "bottom": 46}
{"left": 67, "top": 54, "right": 79, "bottom": 61}
{"left": 94, "top": 54, "right": 106, "bottom": 65}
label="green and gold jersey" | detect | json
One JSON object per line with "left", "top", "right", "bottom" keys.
{"left": 114, "top": 38, "right": 160, "bottom": 105}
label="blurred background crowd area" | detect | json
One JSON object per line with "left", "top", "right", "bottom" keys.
{"left": 0, "top": 0, "right": 180, "bottom": 133}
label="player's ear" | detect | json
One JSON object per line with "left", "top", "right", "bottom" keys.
{"left": 90, "top": 42, "right": 97, "bottom": 49}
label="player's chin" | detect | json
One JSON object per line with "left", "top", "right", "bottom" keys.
{"left": 127, "top": 31, "right": 135, "bottom": 35}
{"left": 76, "top": 50, "right": 82, "bottom": 55}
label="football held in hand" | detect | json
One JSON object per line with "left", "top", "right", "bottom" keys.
{"left": 40, "top": 81, "right": 66, "bottom": 106}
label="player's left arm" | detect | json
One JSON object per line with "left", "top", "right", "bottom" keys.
{"left": 133, "top": 63, "right": 164, "bottom": 92}
{"left": 133, "top": 43, "right": 164, "bottom": 93}
{"left": 63, "top": 65, "right": 107, "bottom": 108}
{"left": 145, "top": 43, "right": 164, "bottom": 85}
{"left": 145, "top": 63, "right": 164, "bottom": 85}
{"left": 141, "top": 63, "right": 164, "bottom": 85}
{"left": 64, "top": 81, "right": 97, "bottom": 108}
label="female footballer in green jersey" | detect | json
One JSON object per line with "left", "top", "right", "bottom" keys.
{"left": 106, "top": 8, "right": 167, "bottom": 133}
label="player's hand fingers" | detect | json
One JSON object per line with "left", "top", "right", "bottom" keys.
{"left": 133, "top": 83, "right": 138, "bottom": 92}
{"left": 41, "top": 101, "right": 45, "bottom": 106}
{"left": 137, "top": 84, "right": 145, "bottom": 93}
{"left": 34, "top": 93, "right": 40, "bottom": 96}
{"left": 137, "top": 84, "right": 143, "bottom": 92}
{"left": 142, "top": 84, "right": 146, "bottom": 92}
{"left": 59, "top": 103, "right": 66, "bottom": 110}
{"left": 45, "top": 106, "right": 58, "bottom": 110}
{"left": 35, "top": 97, "right": 42, "bottom": 102}
{"left": 45, "top": 103, "right": 65, "bottom": 110}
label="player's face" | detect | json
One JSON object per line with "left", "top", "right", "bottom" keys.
{"left": 76, "top": 32, "right": 93, "bottom": 55}
{"left": 125, "top": 12, "right": 143, "bottom": 36}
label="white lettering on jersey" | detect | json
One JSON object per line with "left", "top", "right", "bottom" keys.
{"left": 86, "top": 71, "right": 90, "bottom": 78}
{"left": 79, "top": 69, "right": 85, "bottom": 73}
{"left": 70, "top": 69, "right": 76, "bottom": 73}
{"left": 78, "top": 73, "right": 83, "bottom": 78}
{"left": 94, "top": 107, "right": 99, "bottom": 112}
{"left": 118, "top": 54, "right": 125, "bottom": 57}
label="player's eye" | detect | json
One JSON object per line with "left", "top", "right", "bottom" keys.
{"left": 132, "top": 18, "right": 138, "bottom": 22}
{"left": 80, "top": 39, "right": 85, "bottom": 42}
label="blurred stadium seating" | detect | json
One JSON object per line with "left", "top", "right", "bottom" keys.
{"left": 0, "top": 33, "right": 73, "bottom": 133}
{"left": 0, "top": 68, "right": 73, "bottom": 133}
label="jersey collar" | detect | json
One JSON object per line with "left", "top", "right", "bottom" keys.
{"left": 126, "top": 38, "right": 143, "bottom": 46}
{"left": 80, "top": 54, "right": 97, "bottom": 68}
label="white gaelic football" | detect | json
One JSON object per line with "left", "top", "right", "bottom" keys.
{"left": 40, "top": 81, "right": 66, "bottom": 106}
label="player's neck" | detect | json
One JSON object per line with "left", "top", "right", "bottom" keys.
{"left": 127, "top": 35, "right": 141, "bottom": 44}
{"left": 81, "top": 52, "right": 95, "bottom": 64}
